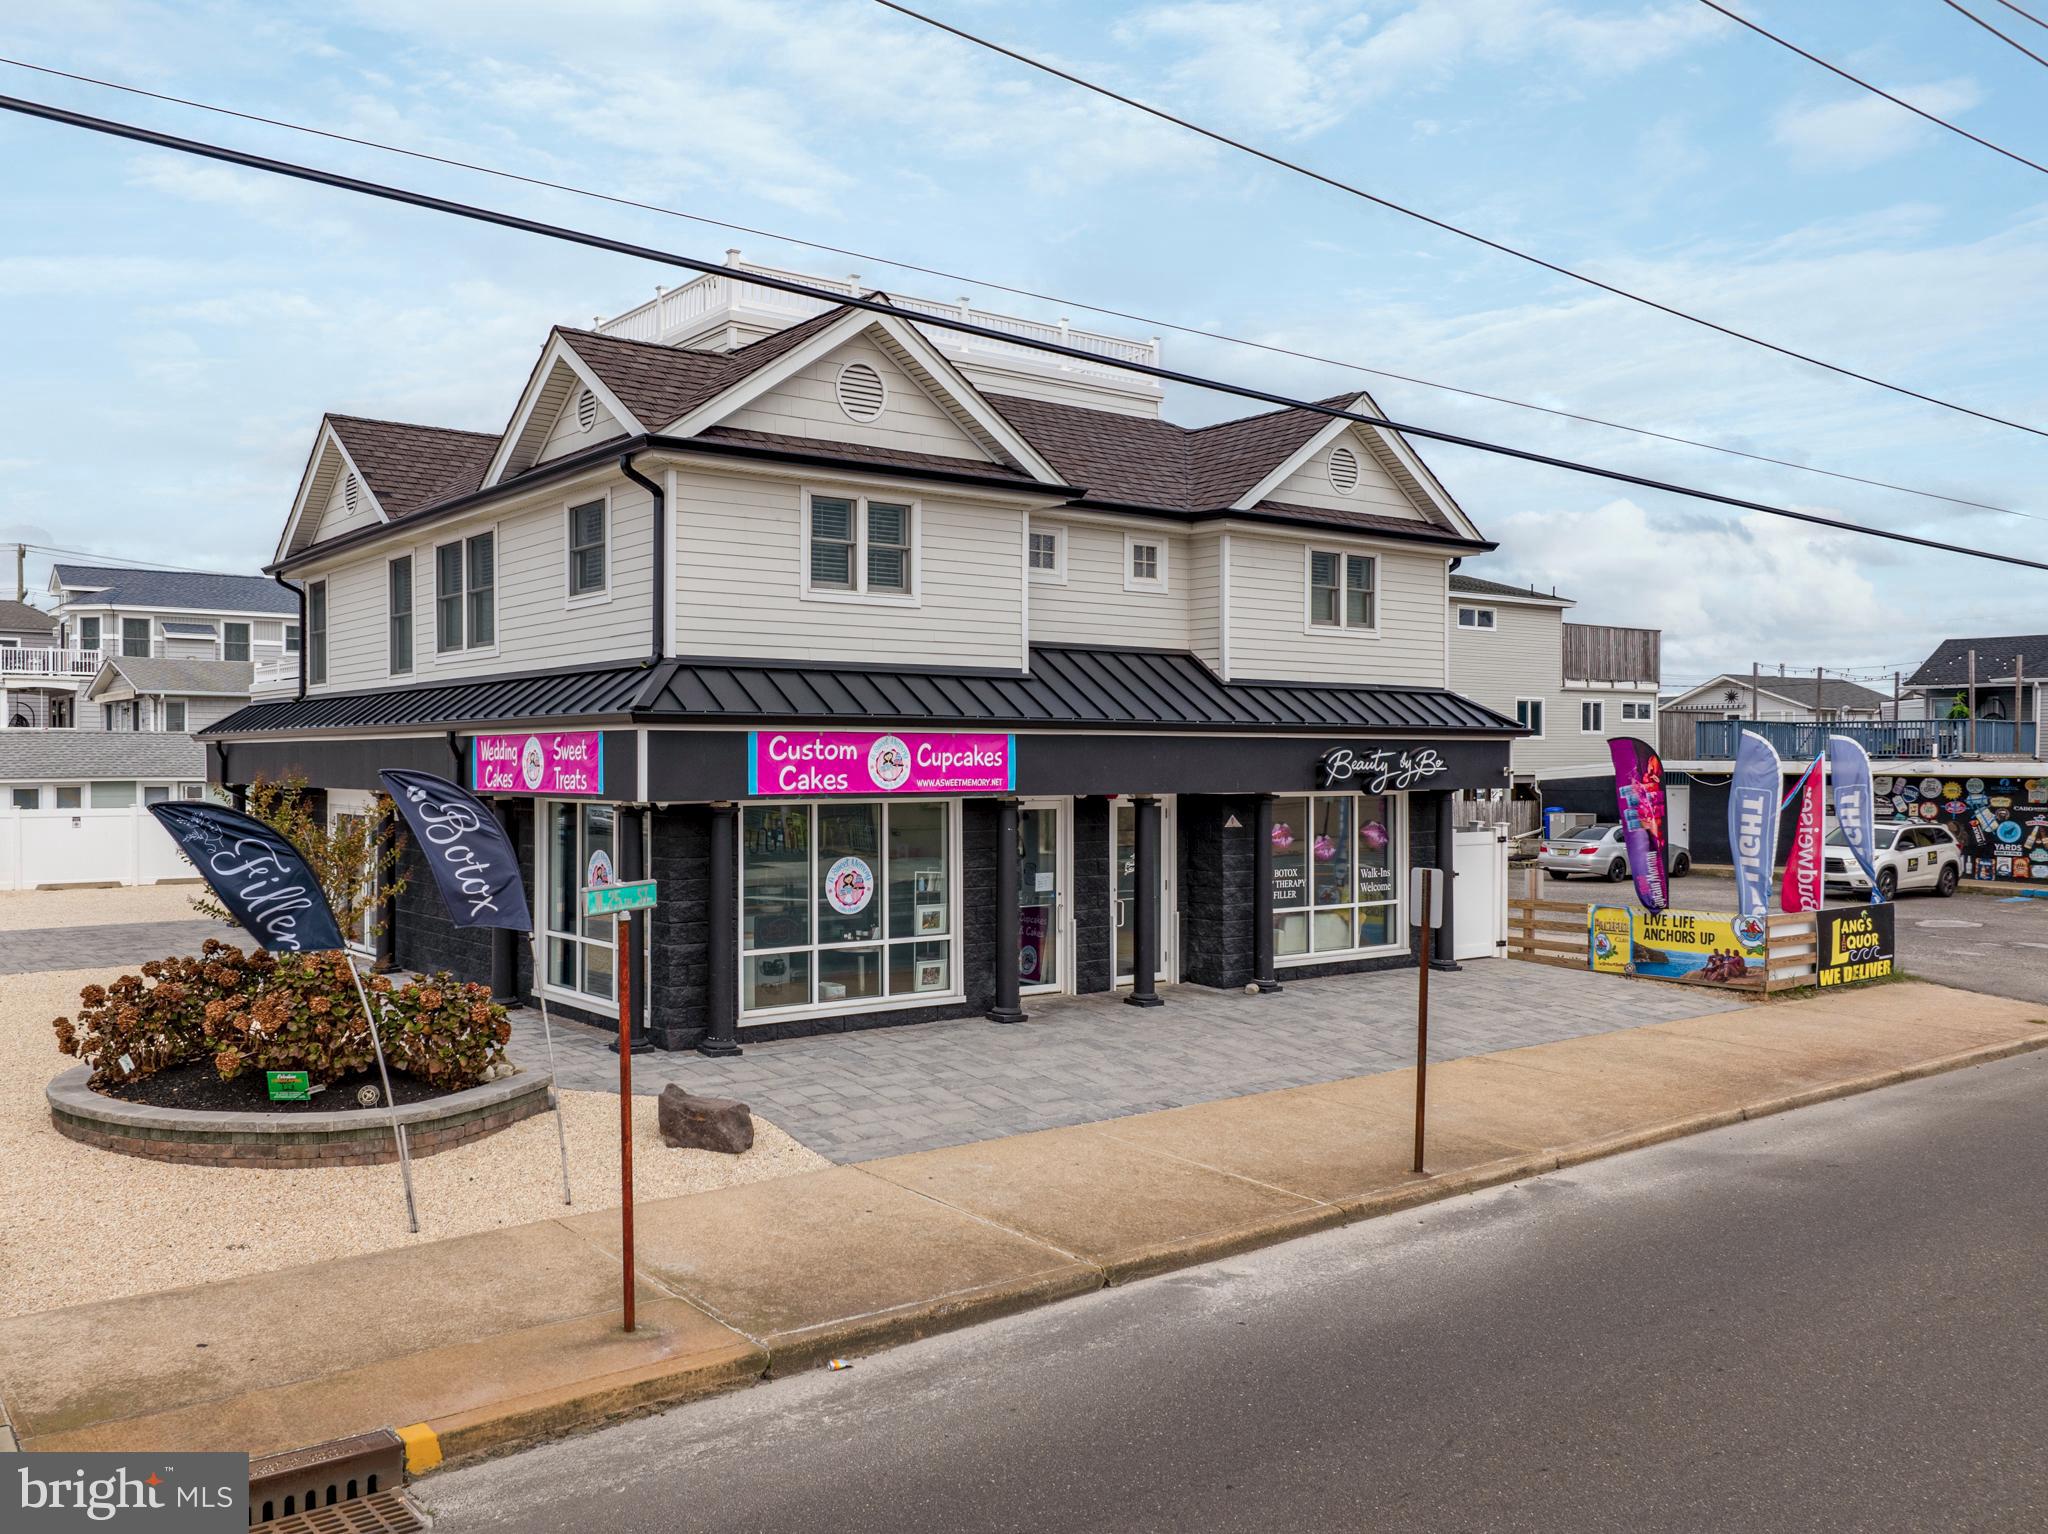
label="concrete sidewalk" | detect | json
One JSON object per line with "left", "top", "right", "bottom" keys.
{"left": 2, "top": 980, "right": 2041, "bottom": 1468}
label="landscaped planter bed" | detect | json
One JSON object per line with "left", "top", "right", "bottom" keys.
{"left": 47, "top": 1064, "right": 550, "bottom": 1167}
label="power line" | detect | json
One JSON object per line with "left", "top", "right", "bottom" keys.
{"left": 24, "top": 542, "right": 254, "bottom": 575}
{"left": 874, "top": 0, "right": 2048, "bottom": 440}
{"left": 4, "top": 91, "right": 2048, "bottom": 579}
{"left": 1989, "top": 0, "right": 2048, "bottom": 31}
{"left": 1697, "top": 1, "right": 2048, "bottom": 174}
{"left": 0, "top": 56, "right": 2019, "bottom": 522}
{"left": 1941, "top": 0, "right": 2048, "bottom": 67}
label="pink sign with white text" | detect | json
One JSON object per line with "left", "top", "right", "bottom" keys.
{"left": 471, "top": 731, "right": 605, "bottom": 796}
{"left": 748, "top": 730, "right": 1016, "bottom": 797}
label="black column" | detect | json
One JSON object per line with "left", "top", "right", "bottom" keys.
{"left": 1433, "top": 791, "right": 1460, "bottom": 973}
{"left": 613, "top": 806, "right": 653, "bottom": 1051}
{"left": 489, "top": 799, "right": 519, "bottom": 1004}
{"left": 989, "top": 797, "right": 1027, "bottom": 1024}
{"left": 699, "top": 802, "right": 742, "bottom": 1057}
{"left": 1126, "top": 796, "right": 1164, "bottom": 1007}
{"left": 1251, "top": 793, "right": 1282, "bottom": 994}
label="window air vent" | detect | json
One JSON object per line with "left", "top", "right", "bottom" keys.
{"left": 342, "top": 473, "right": 361, "bottom": 514}
{"left": 575, "top": 387, "right": 599, "bottom": 432}
{"left": 1327, "top": 445, "right": 1360, "bottom": 495}
{"left": 836, "top": 361, "right": 887, "bottom": 422}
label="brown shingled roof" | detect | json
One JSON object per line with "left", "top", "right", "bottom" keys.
{"left": 327, "top": 415, "right": 499, "bottom": 518}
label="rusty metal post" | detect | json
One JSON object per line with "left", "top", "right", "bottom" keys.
{"left": 1414, "top": 896, "right": 1431, "bottom": 1175}
{"left": 617, "top": 909, "right": 636, "bottom": 1333}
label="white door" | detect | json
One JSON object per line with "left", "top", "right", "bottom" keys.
{"left": 1112, "top": 796, "right": 1176, "bottom": 986}
{"left": 1452, "top": 825, "right": 1507, "bottom": 962}
{"left": 1666, "top": 783, "right": 1692, "bottom": 858}
{"left": 1016, "top": 799, "right": 1070, "bottom": 994}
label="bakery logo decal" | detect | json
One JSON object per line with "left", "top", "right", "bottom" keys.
{"left": 825, "top": 855, "right": 875, "bottom": 915}
{"left": 866, "top": 735, "right": 912, "bottom": 791}
{"left": 11, "top": 1453, "right": 248, "bottom": 1532}
{"left": 1318, "top": 745, "right": 1449, "bottom": 793}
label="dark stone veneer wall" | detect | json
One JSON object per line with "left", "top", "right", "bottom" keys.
{"left": 392, "top": 792, "right": 1445, "bottom": 1051}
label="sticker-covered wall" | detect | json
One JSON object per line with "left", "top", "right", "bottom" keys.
{"left": 1877, "top": 770, "right": 2048, "bottom": 882}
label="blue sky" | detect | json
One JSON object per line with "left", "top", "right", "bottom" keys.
{"left": 2, "top": 0, "right": 2045, "bottom": 691}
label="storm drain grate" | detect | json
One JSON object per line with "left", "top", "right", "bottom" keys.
{"left": 255, "top": 1488, "right": 423, "bottom": 1534}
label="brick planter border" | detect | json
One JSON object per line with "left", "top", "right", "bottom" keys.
{"left": 46, "top": 1065, "right": 551, "bottom": 1168}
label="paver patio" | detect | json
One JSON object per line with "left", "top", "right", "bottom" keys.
{"left": 518, "top": 959, "right": 1749, "bottom": 1162}
{"left": 0, "top": 918, "right": 224, "bottom": 974}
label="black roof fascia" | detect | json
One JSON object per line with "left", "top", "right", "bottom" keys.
{"left": 1059, "top": 497, "right": 1495, "bottom": 551}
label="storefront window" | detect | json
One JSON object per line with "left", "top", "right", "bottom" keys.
{"left": 545, "top": 802, "right": 617, "bottom": 1001}
{"left": 743, "top": 800, "right": 955, "bottom": 1014}
{"left": 1272, "top": 792, "right": 1401, "bottom": 958}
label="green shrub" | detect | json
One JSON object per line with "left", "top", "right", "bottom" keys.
{"left": 54, "top": 938, "right": 511, "bottom": 1095}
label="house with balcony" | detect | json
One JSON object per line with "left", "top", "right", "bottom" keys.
{"left": 1901, "top": 635, "right": 2046, "bottom": 757}
{"left": 204, "top": 255, "right": 1526, "bottom": 1051}
{"left": 1445, "top": 573, "right": 1659, "bottom": 832}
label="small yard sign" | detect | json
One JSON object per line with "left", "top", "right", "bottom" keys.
{"left": 266, "top": 1070, "right": 312, "bottom": 1102}
{"left": 583, "top": 879, "right": 658, "bottom": 918}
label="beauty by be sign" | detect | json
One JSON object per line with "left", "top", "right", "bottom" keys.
{"left": 749, "top": 730, "right": 1015, "bottom": 796}
{"left": 471, "top": 730, "right": 604, "bottom": 796}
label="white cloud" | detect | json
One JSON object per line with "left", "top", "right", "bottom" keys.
{"left": 1773, "top": 79, "right": 1982, "bottom": 173}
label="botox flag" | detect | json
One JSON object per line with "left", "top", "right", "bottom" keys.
{"left": 1781, "top": 757, "right": 1825, "bottom": 913}
{"left": 1827, "top": 734, "right": 1882, "bottom": 899}
{"left": 1728, "top": 730, "right": 1785, "bottom": 919}
{"left": 1608, "top": 737, "right": 1670, "bottom": 913}
{"left": 149, "top": 801, "right": 346, "bottom": 953}
{"left": 379, "top": 769, "right": 531, "bottom": 932}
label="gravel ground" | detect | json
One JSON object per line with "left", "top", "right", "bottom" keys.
{"left": 0, "top": 966, "right": 829, "bottom": 1319}
{"left": 0, "top": 883, "right": 208, "bottom": 931}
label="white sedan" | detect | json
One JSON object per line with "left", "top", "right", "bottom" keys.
{"left": 1824, "top": 821, "right": 1961, "bottom": 899}
{"left": 1539, "top": 823, "right": 1692, "bottom": 882}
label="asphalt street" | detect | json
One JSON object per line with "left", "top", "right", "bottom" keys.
{"left": 1555, "top": 866, "right": 2048, "bottom": 1005}
{"left": 424, "top": 1050, "right": 2048, "bottom": 1534}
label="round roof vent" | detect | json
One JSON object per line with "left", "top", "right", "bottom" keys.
{"left": 836, "top": 361, "right": 887, "bottom": 422}
{"left": 575, "top": 386, "right": 599, "bottom": 432}
{"left": 1327, "top": 444, "right": 1360, "bottom": 495}
{"left": 342, "top": 472, "right": 361, "bottom": 514}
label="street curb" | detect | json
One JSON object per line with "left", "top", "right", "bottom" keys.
{"left": 361, "top": 1026, "right": 2048, "bottom": 1476}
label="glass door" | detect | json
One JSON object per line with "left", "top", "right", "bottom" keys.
{"left": 545, "top": 801, "right": 618, "bottom": 1002}
{"left": 1113, "top": 798, "right": 1175, "bottom": 986}
{"left": 1017, "top": 800, "right": 1067, "bottom": 994}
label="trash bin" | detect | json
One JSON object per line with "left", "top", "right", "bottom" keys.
{"left": 1542, "top": 806, "right": 1565, "bottom": 839}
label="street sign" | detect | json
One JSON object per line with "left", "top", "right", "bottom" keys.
{"left": 1409, "top": 867, "right": 1445, "bottom": 929}
{"left": 583, "top": 879, "right": 657, "bottom": 918}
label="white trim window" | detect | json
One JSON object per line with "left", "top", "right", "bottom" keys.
{"left": 1271, "top": 792, "right": 1403, "bottom": 960}
{"left": 1027, "top": 525, "right": 1066, "bottom": 583}
{"left": 285, "top": 623, "right": 301, "bottom": 654}
{"left": 10, "top": 787, "right": 39, "bottom": 810}
{"left": 164, "top": 699, "right": 187, "bottom": 732}
{"left": 1456, "top": 606, "right": 1496, "bottom": 630}
{"left": 436, "top": 530, "right": 497, "bottom": 652}
{"left": 802, "top": 491, "right": 917, "bottom": 603}
{"left": 121, "top": 618, "right": 151, "bottom": 659}
{"left": 1306, "top": 548, "right": 1376, "bottom": 631}
{"left": 1516, "top": 698, "right": 1546, "bottom": 738}
{"left": 567, "top": 495, "right": 609, "bottom": 601}
{"left": 1124, "top": 534, "right": 1168, "bottom": 593}
{"left": 388, "top": 554, "right": 413, "bottom": 676}
{"left": 1581, "top": 700, "right": 1606, "bottom": 733}
{"left": 543, "top": 801, "right": 619, "bottom": 1003}
{"left": 307, "top": 580, "right": 329, "bottom": 686}
{"left": 222, "top": 621, "right": 251, "bottom": 662}
{"left": 740, "top": 799, "right": 957, "bottom": 1017}
{"left": 1620, "top": 700, "right": 1652, "bottom": 722}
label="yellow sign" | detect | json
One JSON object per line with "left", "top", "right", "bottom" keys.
{"left": 1588, "top": 906, "right": 1633, "bottom": 973}
{"left": 1629, "top": 908, "right": 1767, "bottom": 986}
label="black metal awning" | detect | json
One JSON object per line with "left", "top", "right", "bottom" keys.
{"left": 205, "top": 645, "right": 1522, "bottom": 738}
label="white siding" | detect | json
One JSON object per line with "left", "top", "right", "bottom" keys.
{"left": 536, "top": 389, "right": 625, "bottom": 465}
{"left": 673, "top": 466, "right": 1024, "bottom": 668}
{"left": 1226, "top": 535, "right": 1447, "bottom": 686}
{"left": 307, "top": 476, "right": 655, "bottom": 692}
{"left": 1027, "top": 522, "right": 1190, "bottom": 651}
{"left": 1265, "top": 428, "right": 1424, "bottom": 519}
{"left": 1187, "top": 534, "right": 1221, "bottom": 672}
{"left": 162, "top": 636, "right": 216, "bottom": 660}
{"left": 310, "top": 458, "right": 383, "bottom": 543}
{"left": 180, "top": 695, "right": 245, "bottom": 732}
{"left": 1449, "top": 599, "right": 1664, "bottom": 776}
{"left": 721, "top": 340, "right": 993, "bottom": 462}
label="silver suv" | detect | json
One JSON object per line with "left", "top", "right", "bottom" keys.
{"left": 1825, "top": 821, "right": 1960, "bottom": 899}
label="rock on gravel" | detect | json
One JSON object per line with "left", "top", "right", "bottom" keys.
{"left": 0, "top": 966, "right": 830, "bottom": 1320}
{"left": 658, "top": 1086, "right": 755, "bottom": 1154}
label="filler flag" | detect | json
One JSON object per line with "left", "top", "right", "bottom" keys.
{"left": 1608, "top": 737, "right": 1670, "bottom": 913}
{"left": 149, "top": 800, "right": 346, "bottom": 953}
{"left": 1826, "top": 734, "right": 1883, "bottom": 900}
{"left": 1728, "top": 730, "right": 1785, "bottom": 919}
{"left": 379, "top": 769, "right": 532, "bottom": 932}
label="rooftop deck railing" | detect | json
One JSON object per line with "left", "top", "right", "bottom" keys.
{"left": 1691, "top": 717, "right": 2037, "bottom": 760}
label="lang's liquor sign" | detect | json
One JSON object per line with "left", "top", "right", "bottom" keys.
{"left": 748, "top": 730, "right": 1016, "bottom": 796}
{"left": 1817, "top": 903, "right": 1895, "bottom": 987}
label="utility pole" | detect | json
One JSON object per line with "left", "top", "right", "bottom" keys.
{"left": 1751, "top": 661, "right": 1760, "bottom": 722}
{"left": 1816, "top": 665, "right": 1825, "bottom": 728}
{"left": 1968, "top": 648, "right": 1978, "bottom": 757}
{"left": 13, "top": 543, "right": 23, "bottom": 603}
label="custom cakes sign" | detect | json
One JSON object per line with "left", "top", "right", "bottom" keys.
{"left": 748, "top": 731, "right": 1015, "bottom": 796}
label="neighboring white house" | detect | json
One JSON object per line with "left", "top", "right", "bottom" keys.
{"left": 1447, "top": 572, "right": 1660, "bottom": 806}
{"left": 1659, "top": 671, "right": 1888, "bottom": 757}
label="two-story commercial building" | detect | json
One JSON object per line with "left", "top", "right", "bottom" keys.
{"left": 205, "top": 258, "right": 1522, "bottom": 1051}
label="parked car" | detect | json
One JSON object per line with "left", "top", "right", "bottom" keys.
{"left": 1539, "top": 823, "right": 1692, "bottom": 882}
{"left": 1825, "top": 820, "right": 1960, "bottom": 899}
